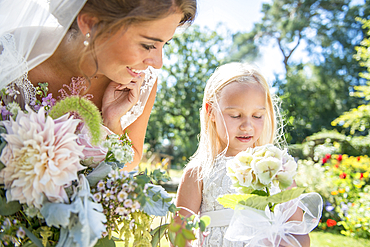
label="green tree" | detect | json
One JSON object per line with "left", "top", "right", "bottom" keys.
{"left": 146, "top": 25, "right": 229, "bottom": 166}
{"left": 332, "top": 18, "right": 370, "bottom": 136}
{"left": 228, "top": 0, "right": 370, "bottom": 143}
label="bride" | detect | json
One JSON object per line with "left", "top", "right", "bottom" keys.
{"left": 0, "top": 0, "right": 197, "bottom": 171}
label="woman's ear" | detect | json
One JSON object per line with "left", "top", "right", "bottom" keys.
{"left": 77, "top": 13, "right": 99, "bottom": 35}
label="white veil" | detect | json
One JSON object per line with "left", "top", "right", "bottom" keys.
{"left": 0, "top": 0, "right": 87, "bottom": 90}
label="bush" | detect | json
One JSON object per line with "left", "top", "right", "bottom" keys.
{"left": 295, "top": 154, "right": 370, "bottom": 238}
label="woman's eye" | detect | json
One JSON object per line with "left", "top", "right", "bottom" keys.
{"left": 142, "top": 44, "right": 156, "bottom": 50}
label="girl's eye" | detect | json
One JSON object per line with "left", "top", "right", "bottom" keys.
{"left": 142, "top": 44, "right": 156, "bottom": 50}
{"left": 253, "top": 115, "right": 262, "bottom": 119}
{"left": 231, "top": 115, "right": 241, "bottom": 119}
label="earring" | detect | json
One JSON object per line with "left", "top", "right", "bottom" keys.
{"left": 83, "top": 32, "right": 91, "bottom": 46}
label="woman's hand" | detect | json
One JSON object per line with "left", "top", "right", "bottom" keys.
{"left": 101, "top": 73, "right": 145, "bottom": 134}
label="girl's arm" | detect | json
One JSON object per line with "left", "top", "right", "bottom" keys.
{"left": 282, "top": 180, "right": 310, "bottom": 247}
{"left": 175, "top": 166, "right": 203, "bottom": 246}
{"left": 122, "top": 80, "right": 157, "bottom": 171}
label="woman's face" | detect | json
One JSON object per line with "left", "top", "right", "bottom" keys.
{"left": 93, "top": 12, "right": 183, "bottom": 84}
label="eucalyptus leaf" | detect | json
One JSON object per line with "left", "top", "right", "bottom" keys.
{"left": 0, "top": 197, "right": 21, "bottom": 216}
{"left": 86, "top": 162, "right": 113, "bottom": 187}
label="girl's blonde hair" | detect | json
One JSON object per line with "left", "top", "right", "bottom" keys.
{"left": 189, "top": 62, "right": 284, "bottom": 179}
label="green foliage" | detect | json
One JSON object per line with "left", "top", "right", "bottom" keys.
{"left": 331, "top": 18, "right": 370, "bottom": 136}
{"left": 146, "top": 25, "right": 229, "bottom": 166}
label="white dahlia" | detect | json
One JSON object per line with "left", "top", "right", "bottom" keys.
{"left": 0, "top": 106, "right": 85, "bottom": 208}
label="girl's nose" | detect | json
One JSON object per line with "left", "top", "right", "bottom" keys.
{"left": 240, "top": 118, "right": 253, "bottom": 131}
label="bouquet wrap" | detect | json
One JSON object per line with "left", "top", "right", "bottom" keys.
{"left": 225, "top": 192, "right": 322, "bottom": 247}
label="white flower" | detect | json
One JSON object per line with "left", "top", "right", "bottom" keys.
{"left": 0, "top": 106, "right": 85, "bottom": 208}
{"left": 275, "top": 171, "right": 293, "bottom": 190}
{"left": 94, "top": 192, "right": 102, "bottom": 202}
{"left": 254, "top": 157, "right": 282, "bottom": 185}
{"left": 124, "top": 199, "right": 133, "bottom": 208}
{"left": 117, "top": 191, "right": 128, "bottom": 202}
{"left": 131, "top": 201, "right": 141, "bottom": 212}
{"left": 97, "top": 181, "right": 105, "bottom": 191}
{"left": 16, "top": 227, "right": 26, "bottom": 239}
{"left": 115, "top": 207, "right": 127, "bottom": 215}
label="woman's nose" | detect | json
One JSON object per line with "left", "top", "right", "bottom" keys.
{"left": 145, "top": 48, "right": 163, "bottom": 69}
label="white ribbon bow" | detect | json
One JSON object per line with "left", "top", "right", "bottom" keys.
{"left": 224, "top": 193, "right": 323, "bottom": 247}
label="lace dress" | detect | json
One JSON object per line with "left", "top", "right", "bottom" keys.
{"left": 2, "top": 67, "right": 157, "bottom": 130}
{"left": 197, "top": 156, "right": 246, "bottom": 247}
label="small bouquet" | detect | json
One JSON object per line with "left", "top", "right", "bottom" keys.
{"left": 0, "top": 83, "right": 209, "bottom": 247}
{"left": 217, "top": 144, "right": 323, "bottom": 247}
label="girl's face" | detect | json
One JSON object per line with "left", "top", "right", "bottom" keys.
{"left": 211, "top": 82, "right": 267, "bottom": 156}
{"left": 93, "top": 12, "right": 183, "bottom": 84}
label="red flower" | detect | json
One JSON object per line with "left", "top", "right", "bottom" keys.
{"left": 337, "top": 155, "right": 343, "bottom": 162}
{"left": 325, "top": 154, "right": 331, "bottom": 159}
{"left": 334, "top": 163, "right": 339, "bottom": 169}
{"left": 322, "top": 158, "right": 328, "bottom": 164}
{"left": 360, "top": 173, "right": 364, "bottom": 179}
{"left": 339, "top": 172, "right": 347, "bottom": 179}
{"left": 327, "top": 219, "right": 337, "bottom": 227}
{"left": 357, "top": 157, "right": 361, "bottom": 162}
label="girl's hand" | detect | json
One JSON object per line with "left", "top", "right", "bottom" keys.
{"left": 101, "top": 73, "right": 145, "bottom": 133}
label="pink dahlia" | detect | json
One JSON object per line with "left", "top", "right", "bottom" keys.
{"left": 0, "top": 106, "right": 85, "bottom": 208}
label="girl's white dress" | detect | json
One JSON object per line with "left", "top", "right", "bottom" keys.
{"left": 197, "top": 156, "right": 245, "bottom": 247}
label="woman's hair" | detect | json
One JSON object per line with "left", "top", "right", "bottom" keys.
{"left": 189, "top": 62, "right": 284, "bottom": 179}
{"left": 70, "top": 0, "right": 196, "bottom": 43}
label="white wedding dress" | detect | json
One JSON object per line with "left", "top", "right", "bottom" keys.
{"left": 197, "top": 156, "right": 245, "bottom": 247}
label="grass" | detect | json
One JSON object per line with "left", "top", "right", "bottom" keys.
{"left": 310, "top": 231, "right": 370, "bottom": 247}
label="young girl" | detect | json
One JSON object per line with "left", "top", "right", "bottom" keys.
{"left": 176, "top": 63, "right": 310, "bottom": 246}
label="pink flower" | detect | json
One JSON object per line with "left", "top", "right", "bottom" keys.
{"left": 0, "top": 106, "right": 85, "bottom": 208}
{"left": 77, "top": 125, "right": 110, "bottom": 167}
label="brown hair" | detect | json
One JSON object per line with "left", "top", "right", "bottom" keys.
{"left": 71, "top": 0, "right": 196, "bottom": 77}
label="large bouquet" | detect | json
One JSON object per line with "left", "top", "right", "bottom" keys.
{"left": 217, "top": 144, "right": 323, "bottom": 247}
{"left": 0, "top": 84, "right": 208, "bottom": 247}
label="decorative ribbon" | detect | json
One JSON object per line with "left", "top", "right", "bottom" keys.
{"left": 224, "top": 192, "right": 323, "bottom": 247}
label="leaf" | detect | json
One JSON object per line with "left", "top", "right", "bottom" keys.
{"left": 217, "top": 193, "right": 256, "bottom": 209}
{"left": 168, "top": 230, "right": 176, "bottom": 246}
{"left": 199, "top": 215, "right": 211, "bottom": 228}
{"left": 251, "top": 190, "right": 268, "bottom": 196}
{"left": 0, "top": 197, "right": 21, "bottom": 216}
{"left": 168, "top": 222, "right": 181, "bottom": 233}
{"left": 174, "top": 232, "right": 186, "bottom": 247}
{"left": 142, "top": 184, "right": 172, "bottom": 216}
{"left": 94, "top": 236, "right": 115, "bottom": 247}
{"left": 181, "top": 228, "right": 196, "bottom": 240}
{"left": 150, "top": 223, "right": 169, "bottom": 247}
{"left": 23, "top": 227, "right": 44, "bottom": 247}
{"left": 268, "top": 187, "right": 305, "bottom": 204}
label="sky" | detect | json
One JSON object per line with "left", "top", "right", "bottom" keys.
{"left": 192, "top": 0, "right": 285, "bottom": 82}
